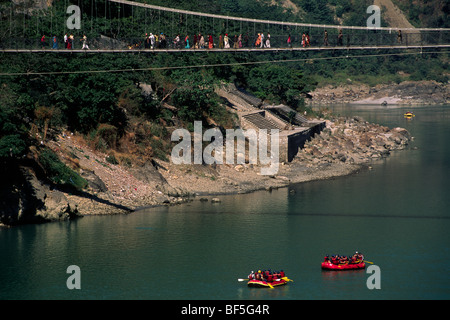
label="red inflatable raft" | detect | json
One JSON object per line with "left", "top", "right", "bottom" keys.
{"left": 248, "top": 278, "right": 288, "bottom": 288}
{"left": 321, "top": 262, "right": 365, "bottom": 271}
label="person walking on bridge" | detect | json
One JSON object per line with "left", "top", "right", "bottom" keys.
{"left": 199, "top": 33, "right": 205, "bottom": 48}
{"left": 233, "top": 34, "right": 239, "bottom": 48}
{"left": 337, "top": 29, "right": 343, "bottom": 46}
{"left": 255, "top": 33, "right": 261, "bottom": 47}
{"left": 208, "top": 34, "right": 214, "bottom": 49}
{"left": 160, "top": 33, "right": 166, "bottom": 48}
{"left": 67, "top": 34, "right": 74, "bottom": 49}
{"left": 265, "top": 32, "right": 271, "bottom": 48}
{"left": 224, "top": 34, "right": 230, "bottom": 48}
{"left": 397, "top": 30, "right": 403, "bottom": 44}
{"left": 81, "top": 34, "right": 89, "bottom": 50}
{"left": 149, "top": 33, "right": 155, "bottom": 49}
{"left": 40, "top": 35, "right": 47, "bottom": 49}
{"left": 144, "top": 33, "right": 149, "bottom": 49}
{"left": 52, "top": 36, "right": 58, "bottom": 49}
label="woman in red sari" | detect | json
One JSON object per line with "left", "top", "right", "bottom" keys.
{"left": 208, "top": 34, "right": 213, "bottom": 49}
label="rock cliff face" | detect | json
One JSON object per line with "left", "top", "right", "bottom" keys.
{"left": 0, "top": 162, "right": 81, "bottom": 226}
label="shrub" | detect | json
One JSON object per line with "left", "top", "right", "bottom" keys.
{"left": 106, "top": 153, "right": 119, "bottom": 165}
{"left": 38, "top": 148, "right": 88, "bottom": 191}
{"left": 96, "top": 123, "right": 118, "bottom": 149}
{"left": 0, "top": 134, "right": 27, "bottom": 159}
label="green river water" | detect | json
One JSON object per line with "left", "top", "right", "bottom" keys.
{"left": 1, "top": 104, "right": 449, "bottom": 300}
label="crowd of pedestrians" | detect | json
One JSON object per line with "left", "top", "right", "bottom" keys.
{"left": 37, "top": 28, "right": 403, "bottom": 50}
{"left": 136, "top": 30, "right": 331, "bottom": 50}
{"left": 40, "top": 33, "right": 90, "bottom": 50}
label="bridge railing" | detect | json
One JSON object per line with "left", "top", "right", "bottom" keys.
{"left": 0, "top": 30, "right": 448, "bottom": 51}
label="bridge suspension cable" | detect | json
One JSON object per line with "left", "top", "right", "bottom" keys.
{"left": 108, "top": 0, "right": 450, "bottom": 32}
{"left": 1, "top": 0, "right": 449, "bottom": 52}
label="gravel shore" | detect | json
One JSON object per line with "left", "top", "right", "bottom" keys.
{"left": 308, "top": 80, "right": 449, "bottom": 105}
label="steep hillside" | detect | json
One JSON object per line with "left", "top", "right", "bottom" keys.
{"left": 374, "top": 0, "right": 415, "bottom": 28}
{"left": 392, "top": 0, "right": 450, "bottom": 28}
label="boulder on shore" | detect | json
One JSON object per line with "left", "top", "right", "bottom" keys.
{"left": 296, "top": 116, "right": 411, "bottom": 166}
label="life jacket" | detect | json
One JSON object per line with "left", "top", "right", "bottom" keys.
{"left": 280, "top": 271, "right": 285, "bottom": 278}
{"left": 267, "top": 274, "right": 273, "bottom": 282}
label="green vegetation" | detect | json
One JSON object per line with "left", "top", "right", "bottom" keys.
{"left": 38, "top": 148, "right": 88, "bottom": 190}
{"left": 393, "top": 0, "right": 450, "bottom": 28}
{"left": 0, "top": 83, "right": 28, "bottom": 158}
{"left": 0, "top": 0, "right": 448, "bottom": 188}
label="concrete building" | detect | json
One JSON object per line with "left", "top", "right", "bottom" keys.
{"left": 217, "top": 83, "right": 325, "bottom": 163}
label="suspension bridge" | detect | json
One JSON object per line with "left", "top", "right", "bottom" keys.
{"left": 1, "top": 0, "right": 449, "bottom": 53}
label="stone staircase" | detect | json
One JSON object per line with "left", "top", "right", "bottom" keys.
{"left": 231, "top": 87, "right": 264, "bottom": 108}
{"left": 242, "top": 112, "right": 282, "bottom": 130}
{"left": 265, "top": 105, "right": 309, "bottom": 126}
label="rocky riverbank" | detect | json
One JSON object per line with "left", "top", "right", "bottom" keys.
{"left": 308, "top": 80, "right": 449, "bottom": 105}
{"left": 0, "top": 114, "right": 411, "bottom": 226}
{"left": 159, "top": 115, "right": 411, "bottom": 194}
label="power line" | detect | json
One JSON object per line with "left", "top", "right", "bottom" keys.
{"left": 0, "top": 49, "right": 447, "bottom": 77}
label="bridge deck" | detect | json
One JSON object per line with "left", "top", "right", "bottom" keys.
{"left": 1, "top": 44, "right": 448, "bottom": 54}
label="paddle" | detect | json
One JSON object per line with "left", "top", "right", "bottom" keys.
{"left": 237, "top": 278, "right": 249, "bottom": 282}
{"left": 364, "top": 260, "right": 374, "bottom": 264}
